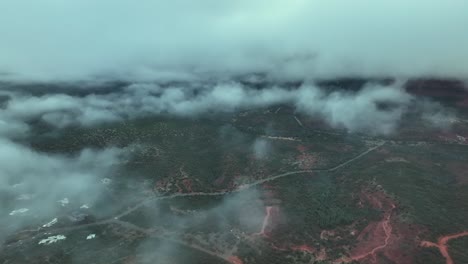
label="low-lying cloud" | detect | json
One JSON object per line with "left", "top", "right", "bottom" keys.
{"left": 1, "top": 81, "right": 451, "bottom": 136}
{"left": 0, "top": 1, "right": 464, "bottom": 249}
{"left": 252, "top": 138, "right": 271, "bottom": 159}
{"left": 0, "top": 83, "right": 315, "bottom": 132}
{"left": 134, "top": 189, "right": 265, "bottom": 262}
{"left": 0, "top": 139, "right": 125, "bottom": 242}
{"left": 0, "top": 0, "right": 467, "bottom": 81}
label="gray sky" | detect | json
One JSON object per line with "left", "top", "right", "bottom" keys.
{"left": 1, "top": 0, "right": 467, "bottom": 81}
{"left": 1, "top": 0, "right": 463, "bottom": 248}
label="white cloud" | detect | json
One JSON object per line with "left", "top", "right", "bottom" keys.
{"left": 0, "top": 137, "right": 125, "bottom": 241}
{"left": 0, "top": 0, "right": 467, "bottom": 81}
{"left": 252, "top": 138, "right": 271, "bottom": 159}
{"left": 295, "top": 84, "right": 413, "bottom": 134}
{"left": 3, "top": 81, "right": 452, "bottom": 135}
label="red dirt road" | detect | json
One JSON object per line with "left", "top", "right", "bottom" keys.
{"left": 421, "top": 231, "right": 468, "bottom": 264}
{"left": 228, "top": 256, "right": 244, "bottom": 264}
{"left": 255, "top": 206, "right": 274, "bottom": 237}
{"left": 335, "top": 191, "right": 404, "bottom": 264}
{"left": 291, "top": 244, "right": 316, "bottom": 253}
{"left": 349, "top": 203, "right": 395, "bottom": 263}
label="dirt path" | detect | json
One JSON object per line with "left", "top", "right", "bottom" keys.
{"left": 238, "top": 141, "right": 385, "bottom": 188}
{"left": 112, "top": 219, "right": 232, "bottom": 263}
{"left": 328, "top": 142, "right": 385, "bottom": 172}
{"left": 8, "top": 143, "right": 383, "bottom": 261}
{"left": 293, "top": 116, "right": 304, "bottom": 127}
{"left": 421, "top": 231, "right": 468, "bottom": 264}
{"left": 333, "top": 192, "right": 397, "bottom": 264}
{"left": 348, "top": 203, "right": 396, "bottom": 263}
{"left": 33, "top": 143, "right": 383, "bottom": 235}
{"left": 254, "top": 206, "right": 273, "bottom": 237}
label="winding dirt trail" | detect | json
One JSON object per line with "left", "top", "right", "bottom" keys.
{"left": 254, "top": 206, "right": 273, "bottom": 237}
{"left": 348, "top": 203, "right": 396, "bottom": 263}
{"left": 291, "top": 244, "right": 315, "bottom": 253}
{"left": 8, "top": 143, "right": 383, "bottom": 262}
{"left": 328, "top": 142, "right": 384, "bottom": 172}
{"left": 113, "top": 219, "right": 233, "bottom": 263}
{"left": 421, "top": 231, "right": 468, "bottom": 264}
{"left": 332, "top": 191, "right": 398, "bottom": 264}
{"left": 228, "top": 256, "right": 244, "bottom": 264}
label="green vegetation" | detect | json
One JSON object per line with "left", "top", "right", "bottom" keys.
{"left": 340, "top": 143, "right": 468, "bottom": 237}
{"left": 450, "top": 237, "right": 468, "bottom": 264}
{"left": 4, "top": 106, "right": 468, "bottom": 264}
{"left": 274, "top": 173, "right": 376, "bottom": 242}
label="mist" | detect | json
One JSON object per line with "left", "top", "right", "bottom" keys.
{"left": 0, "top": 1, "right": 463, "bottom": 135}
{"left": 1, "top": 2, "right": 467, "bottom": 263}
{"left": 252, "top": 139, "right": 271, "bottom": 160}
{"left": 0, "top": 0, "right": 467, "bottom": 82}
{"left": 1, "top": 81, "right": 453, "bottom": 136}
{"left": 0, "top": 138, "right": 126, "bottom": 242}
{"left": 133, "top": 189, "right": 266, "bottom": 263}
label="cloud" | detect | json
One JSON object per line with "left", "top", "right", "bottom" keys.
{"left": 2, "top": 81, "right": 453, "bottom": 135}
{"left": 0, "top": 136, "right": 126, "bottom": 242}
{"left": 295, "top": 83, "right": 414, "bottom": 135}
{"left": 419, "top": 100, "right": 458, "bottom": 129}
{"left": 133, "top": 189, "right": 265, "bottom": 262}
{"left": 0, "top": 2, "right": 464, "bottom": 257}
{"left": 0, "top": 0, "right": 467, "bottom": 81}
{"left": 0, "top": 86, "right": 129, "bottom": 243}
{"left": 252, "top": 138, "right": 271, "bottom": 159}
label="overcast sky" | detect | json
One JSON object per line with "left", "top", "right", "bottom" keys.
{"left": 1, "top": 0, "right": 467, "bottom": 81}
{"left": 0, "top": 1, "right": 463, "bottom": 244}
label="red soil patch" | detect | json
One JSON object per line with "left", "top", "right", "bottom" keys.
{"left": 421, "top": 231, "right": 468, "bottom": 264}
{"left": 296, "top": 145, "right": 308, "bottom": 153}
{"left": 228, "top": 256, "right": 244, "bottom": 264}
{"left": 181, "top": 178, "right": 193, "bottom": 192}
{"left": 254, "top": 206, "right": 280, "bottom": 238}
{"left": 214, "top": 175, "right": 225, "bottom": 186}
{"left": 316, "top": 247, "right": 328, "bottom": 261}
{"left": 348, "top": 203, "right": 395, "bottom": 263}
{"left": 154, "top": 178, "right": 171, "bottom": 193}
{"left": 291, "top": 244, "right": 316, "bottom": 253}
{"left": 335, "top": 191, "right": 416, "bottom": 264}
{"left": 296, "top": 153, "right": 317, "bottom": 170}
{"left": 175, "top": 182, "right": 183, "bottom": 193}
{"left": 295, "top": 144, "right": 318, "bottom": 169}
